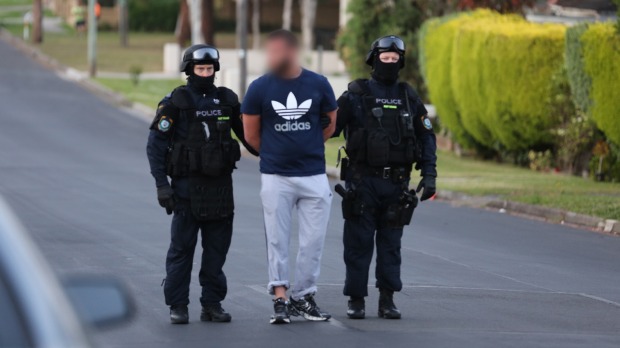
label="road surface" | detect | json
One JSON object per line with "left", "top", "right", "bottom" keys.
{"left": 1, "top": 39, "right": 619, "bottom": 348}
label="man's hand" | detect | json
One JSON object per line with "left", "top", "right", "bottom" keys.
{"left": 157, "top": 185, "right": 176, "bottom": 215}
{"left": 242, "top": 114, "right": 261, "bottom": 152}
{"left": 322, "top": 109, "right": 337, "bottom": 142}
{"left": 416, "top": 176, "right": 436, "bottom": 202}
{"left": 320, "top": 113, "right": 331, "bottom": 129}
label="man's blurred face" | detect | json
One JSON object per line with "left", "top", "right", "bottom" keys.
{"left": 266, "top": 39, "right": 298, "bottom": 76}
{"left": 193, "top": 64, "right": 215, "bottom": 77}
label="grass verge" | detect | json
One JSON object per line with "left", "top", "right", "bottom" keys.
{"left": 96, "top": 77, "right": 184, "bottom": 109}
{"left": 326, "top": 139, "right": 620, "bottom": 220}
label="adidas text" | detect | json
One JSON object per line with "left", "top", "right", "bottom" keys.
{"left": 274, "top": 121, "right": 312, "bottom": 132}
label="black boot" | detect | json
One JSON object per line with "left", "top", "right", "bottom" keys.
{"left": 347, "top": 297, "right": 365, "bottom": 319}
{"left": 201, "top": 303, "right": 232, "bottom": 322}
{"left": 378, "top": 289, "right": 401, "bottom": 319}
{"left": 170, "top": 305, "right": 189, "bottom": 324}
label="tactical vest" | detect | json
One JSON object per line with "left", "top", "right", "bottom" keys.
{"left": 165, "top": 86, "right": 241, "bottom": 178}
{"left": 345, "top": 79, "right": 420, "bottom": 168}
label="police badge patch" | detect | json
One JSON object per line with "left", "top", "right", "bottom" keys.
{"left": 158, "top": 116, "right": 172, "bottom": 132}
{"left": 422, "top": 116, "right": 433, "bottom": 130}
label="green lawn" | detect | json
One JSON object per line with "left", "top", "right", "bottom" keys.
{"left": 0, "top": 0, "right": 32, "bottom": 6}
{"left": 326, "top": 138, "right": 620, "bottom": 220}
{"left": 40, "top": 31, "right": 177, "bottom": 72}
{"left": 0, "top": 23, "right": 241, "bottom": 73}
{"left": 96, "top": 78, "right": 185, "bottom": 109}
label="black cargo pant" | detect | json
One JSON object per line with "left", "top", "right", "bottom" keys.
{"left": 164, "top": 198, "right": 233, "bottom": 307}
{"left": 343, "top": 176, "right": 408, "bottom": 298}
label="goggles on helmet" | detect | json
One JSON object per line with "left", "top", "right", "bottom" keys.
{"left": 375, "top": 36, "right": 405, "bottom": 54}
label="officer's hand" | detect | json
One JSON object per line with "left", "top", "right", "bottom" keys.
{"left": 416, "top": 176, "right": 436, "bottom": 202}
{"left": 320, "top": 113, "right": 331, "bottom": 129}
{"left": 157, "top": 185, "right": 176, "bottom": 215}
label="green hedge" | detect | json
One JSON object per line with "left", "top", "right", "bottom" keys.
{"left": 420, "top": 10, "right": 566, "bottom": 151}
{"left": 580, "top": 24, "right": 620, "bottom": 145}
{"left": 419, "top": 11, "right": 494, "bottom": 147}
{"left": 129, "top": 0, "right": 179, "bottom": 32}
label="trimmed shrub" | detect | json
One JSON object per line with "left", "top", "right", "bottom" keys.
{"left": 454, "top": 14, "right": 566, "bottom": 150}
{"left": 420, "top": 10, "right": 566, "bottom": 151}
{"left": 419, "top": 11, "right": 494, "bottom": 148}
{"left": 580, "top": 23, "right": 620, "bottom": 145}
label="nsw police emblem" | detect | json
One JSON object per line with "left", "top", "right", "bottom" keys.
{"left": 158, "top": 117, "right": 172, "bottom": 132}
{"left": 422, "top": 116, "right": 433, "bottom": 130}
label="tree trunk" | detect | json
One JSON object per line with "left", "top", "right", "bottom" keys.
{"left": 300, "top": 0, "right": 317, "bottom": 51}
{"left": 175, "top": 0, "right": 191, "bottom": 46}
{"left": 339, "top": 0, "right": 350, "bottom": 28}
{"left": 282, "top": 0, "right": 293, "bottom": 30}
{"left": 188, "top": 0, "right": 204, "bottom": 45}
{"left": 252, "top": 0, "right": 260, "bottom": 49}
{"left": 201, "top": 0, "right": 214, "bottom": 44}
{"left": 118, "top": 0, "right": 128, "bottom": 47}
{"left": 32, "top": 0, "right": 43, "bottom": 44}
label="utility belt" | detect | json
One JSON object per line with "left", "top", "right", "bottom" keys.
{"left": 339, "top": 152, "right": 411, "bottom": 183}
{"left": 335, "top": 182, "right": 418, "bottom": 228}
{"left": 351, "top": 164, "right": 412, "bottom": 182}
{"left": 166, "top": 140, "right": 241, "bottom": 178}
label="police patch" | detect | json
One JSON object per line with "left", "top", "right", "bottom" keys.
{"left": 158, "top": 116, "right": 172, "bottom": 132}
{"left": 422, "top": 116, "right": 433, "bottom": 130}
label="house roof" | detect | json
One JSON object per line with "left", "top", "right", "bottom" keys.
{"left": 553, "top": 0, "right": 617, "bottom": 12}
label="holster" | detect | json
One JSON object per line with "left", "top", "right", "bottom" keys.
{"left": 339, "top": 157, "right": 349, "bottom": 181}
{"left": 336, "top": 184, "right": 365, "bottom": 220}
{"left": 384, "top": 189, "right": 418, "bottom": 228}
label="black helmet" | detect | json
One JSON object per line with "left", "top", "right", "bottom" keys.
{"left": 365, "top": 35, "right": 406, "bottom": 68}
{"left": 180, "top": 44, "right": 220, "bottom": 75}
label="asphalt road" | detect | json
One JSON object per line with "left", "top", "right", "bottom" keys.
{"left": 1, "top": 39, "right": 620, "bottom": 348}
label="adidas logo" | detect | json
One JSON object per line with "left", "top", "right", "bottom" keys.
{"left": 271, "top": 92, "right": 312, "bottom": 120}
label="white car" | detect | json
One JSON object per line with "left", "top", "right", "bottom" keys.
{"left": 0, "top": 198, "right": 134, "bottom": 348}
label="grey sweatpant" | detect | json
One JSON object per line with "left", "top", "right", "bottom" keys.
{"left": 260, "top": 173, "right": 332, "bottom": 300}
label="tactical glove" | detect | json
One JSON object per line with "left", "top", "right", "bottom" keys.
{"left": 157, "top": 185, "right": 176, "bottom": 215}
{"left": 416, "top": 176, "right": 436, "bottom": 202}
{"left": 320, "top": 113, "right": 331, "bottom": 129}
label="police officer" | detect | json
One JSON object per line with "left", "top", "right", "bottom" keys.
{"left": 147, "top": 44, "right": 258, "bottom": 324}
{"left": 333, "top": 35, "right": 437, "bottom": 319}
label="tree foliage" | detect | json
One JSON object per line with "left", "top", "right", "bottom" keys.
{"left": 337, "top": 0, "right": 427, "bottom": 99}
{"left": 456, "top": 0, "right": 534, "bottom": 13}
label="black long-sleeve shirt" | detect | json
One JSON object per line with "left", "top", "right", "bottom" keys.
{"left": 333, "top": 78, "right": 437, "bottom": 177}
